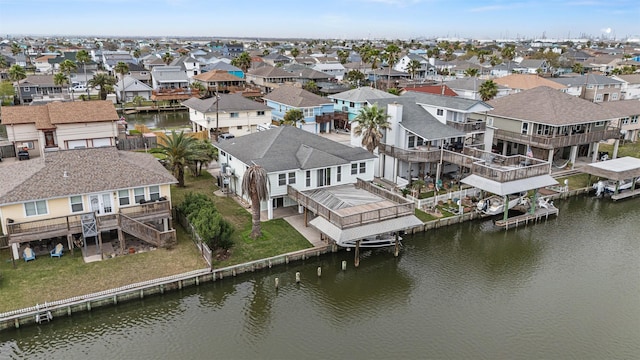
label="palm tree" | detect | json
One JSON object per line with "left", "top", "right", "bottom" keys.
{"left": 88, "top": 73, "right": 116, "bottom": 100}
{"left": 407, "top": 59, "right": 421, "bottom": 80}
{"left": 114, "top": 61, "right": 129, "bottom": 104}
{"left": 159, "top": 131, "right": 196, "bottom": 187}
{"left": 75, "top": 49, "right": 91, "bottom": 99}
{"left": 59, "top": 59, "right": 77, "bottom": 100}
{"left": 479, "top": 80, "right": 498, "bottom": 101}
{"left": 231, "top": 52, "right": 252, "bottom": 74}
{"left": 8, "top": 64, "right": 26, "bottom": 104}
{"left": 10, "top": 43, "right": 21, "bottom": 56}
{"left": 133, "top": 49, "right": 141, "bottom": 63}
{"left": 281, "top": 108, "right": 305, "bottom": 127}
{"left": 0, "top": 55, "right": 8, "bottom": 70}
{"left": 368, "top": 48, "right": 381, "bottom": 88}
{"left": 187, "top": 139, "right": 216, "bottom": 177}
{"left": 162, "top": 52, "right": 174, "bottom": 65}
{"left": 501, "top": 45, "right": 516, "bottom": 72}
{"left": 572, "top": 63, "right": 584, "bottom": 74}
{"left": 290, "top": 47, "right": 300, "bottom": 59}
{"left": 337, "top": 49, "right": 349, "bottom": 64}
{"left": 352, "top": 104, "right": 391, "bottom": 153}
{"left": 241, "top": 164, "right": 270, "bottom": 239}
{"left": 464, "top": 68, "right": 479, "bottom": 77}
{"left": 53, "top": 72, "right": 69, "bottom": 93}
{"left": 384, "top": 44, "right": 401, "bottom": 89}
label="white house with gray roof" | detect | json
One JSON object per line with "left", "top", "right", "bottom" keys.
{"left": 214, "top": 126, "right": 375, "bottom": 219}
{"left": 328, "top": 86, "right": 397, "bottom": 125}
{"left": 182, "top": 93, "right": 271, "bottom": 138}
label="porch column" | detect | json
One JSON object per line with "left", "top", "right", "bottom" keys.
{"left": 267, "top": 199, "right": 273, "bottom": 220}
{"left": 591, "top": 142, "right": 600, "bottom": 163}
{"left": 298, "top": 204, "right": 304, "bottom": 214}
{"left": 67, "top": 234, "right": 73, "bottom": 256}
{"left": 11, "top": 243, "right": 19, "bottom": 260}
{"left": 502, "top": 141, "right": 508, "bottom": 155}
{"left": 163, "top": 218, "right": 169, "bottom": 232}
{"left": 392, "top": 157, "right": 398, "bottom": 183}
{"left": 612, "top": 139, "right": 620, "bottom": 159}
{"left": 569, "top": 145, "right": 578, "bottom": 169}
{"left": 547, "top": 148, "right": 555, "bottom": 174}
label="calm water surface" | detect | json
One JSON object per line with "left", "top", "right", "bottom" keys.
{"left": 121, "top": 110, "right": 191, "bottom": 130}
{"left": 1, "top": 195, "right": 639, "bottom": 359}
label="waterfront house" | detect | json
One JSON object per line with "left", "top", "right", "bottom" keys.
{"left": 328, "top": 86, "right": 396, "bottom": 126}
{"left": 1, "top": 100, "right": 119, "bottom": 158}
{"left": 0, "top": 146, "right": 177, "bottom": 261}
{"left": 481, "top": 86, "right": 621, "bottom": 166}
{"left": 191, "top": 70, "right": 245, "bottom": 96}
{"left": 263, "top": 85, "right": 336, "bottom": 134}
{"left": 598, "top": 100, "right": 640, "bottom": 142}
{"left": 114, "top": 75, "right": 153, "bottom": 103}
{"left": 182, "top": 93, "right": 271, "bottom": 137}
{"left": 214, "top": 126, "right": 376, "bottom": 219}
{"left": 150, "top": 66, "right": 189, "bottom": 90}
{"left": 169, "top": 55, "right": 201, "bottom": 78}
{"left": 245, "top": 64, "right": 298, "bottom": 94}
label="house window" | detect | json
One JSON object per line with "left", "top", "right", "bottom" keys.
{"left": 70, "top": 196, "right": 84, "bottom": 213}
{"left": 521, "top": 122, "right": 529, "bottom": 135}
{"left": 317, "top": 168, "right": 331, "bottom": 187}
{"left": 631, "top": 116, "right": 638, "bottom": 124}
{"left": 134, "top": 187, "right": 145, "bottom": 203}
{"left": 349, "top": 102, "right": 355, "bottom": 107}
{"left": 288, "top": 172, "right": 296, "bottom": 184}
{"left": 437, "top": 109, "right": 444, "bottom": 116}
{"left": 230, "top": 112, "right": 239, "bottom": 118}
{"left": 486, "top": 117, "right": 494, "bottom": 127}
{"left": 595, "top": 94, "right": 603, "bottom": 102}
{"left": 149, "top": 185, "right": 160, "bottom": 201}
{"left": 351, "top": 163, "right": 358, "bottom": 175}
{"left": 337, "top": 166, "right": 342, "bottom": 182}
{"left": 25, "top": 200, "right": 47, "bottom": 216}
{"left": 612, "top": 93, "right": 618, "bottom": 100}
{"left": 23, "top": 87, "right": 30, "bottom": 92}
{"left": 303, "top": 108, "right": 314, "bottom": 117}
{"left": 306, "top": 170, "right": 311, "bottom": 187}
{"left": 621, "top": 118, "right": 630, "bottom": 125}
{"left": 257, "top": 111, "right": 265, "bottom": 116}
{"left": 594, "top": 121, "right": 605, "bottom": 127}
{"left": 279, "top": 173, "right": 286, "bottom": 186}
{"left": 586, "top": 84, "right": 594, "bottom": 89}
{"left": 359, "top": 162, "right": 366, "bottom": 174}
{"left": 408, "top": 135, "right": 416, "bottom": 148}
{"left": 237, "top": 126, "right": 243, "bottom": 130}
{"left": 118, "top": 189, "right": 130, "bottom": 206}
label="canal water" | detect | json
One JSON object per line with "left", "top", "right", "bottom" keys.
{"left": 1, "top": 195, "right": 639, "bottom": 359}
{"left": 120, "top": 110, "right": 191, "bottom": 131}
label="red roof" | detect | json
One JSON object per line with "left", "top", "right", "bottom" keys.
{"left": 403, "top": 85, "right": 458, "bottom": 97}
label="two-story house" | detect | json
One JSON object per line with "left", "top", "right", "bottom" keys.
{"left": 150, "top": 66, "right": 190, "bottom": 90}
{"left": 245, "top": 64, "right": 298, "bottom": 94}
{"left": 493, "top": 74, "right": 568, "bottom": 94}
{"left": 182, "top": 93, "right": 271, "bottom": 138}
{"left": 263, "top": 85, "right": 336, "bottom": 134}
{"left": 170, "top": 55, "right": 201, "bottom": 79}
{"left": 599, "top": 100, "right": 640, "bottom": 143}
{"left": 0, "top": 146, "right": 177, "bottom": 261}
{"left": 550, "top": 74, "right": 624, "bottom": 102}
{"left": 444, "top": 77, "right": 511, "bottom": 100}
{"left": 114, "top": 75, "right": 153, "bottom": 102}
{"left": 1, "top": 100, "right": 119, "bottom": 158}
{"left": 328, "top": 86, "right": 396, "bottom": 129}
{"left": 611, "top": 74, "right": 640, "bottom": 100}
{"left": 15, "top": 75, "right": 65, "bottom": 104}
{"left": 192, "top": 70, "right": 245, "bottom": 96}
{"left": 393, "top": 53, "right": 436, "bottom": 79}
{"left": 483, "top": 86, "right": 621, "bottom": 167}
{"left": 214, "top": 126, "right": 376, "bottom": 219}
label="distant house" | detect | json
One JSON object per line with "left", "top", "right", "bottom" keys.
{"left": 263, "top": 85, "right": 336, "bottom": 134}
{"left": 0, "top": 147, "right": 177, "bottom": 261}
{"left": 311, "top": 62, "right": 346, "bottom": 81}
{"left": 245, "top": 64, "right": 298, "bottom": 93}
{"left": 282, "top": 64, "right": 334, "bottom": 85}
{"left": 182, "top": 93, "right": 271, "bottom": 137}
{"left": 611, "top": 74, "right": 640, "bottom": 100}
{"left": 444, "top": 77, "right": 510, "bottom": 100}
{"left": 328, "top": 86, "right": 396, "bottom": 124}
{"left": 151, "top": 65, "right": 189, "bottom": 90}
{"left": 262, "top": 53, "right": 293, "bottom": 67}
{"left": 599, "top": 100, "right": 640, "bottom": 142}
{"left": 170, "top": 55, "right": 201, "bottom": 78}
{"left": 1, "top": 100, "right": 119, "bottom": 157}
{"left": 393, "top": 54, "right": 436, "bottom": 79}
{"left": 550, "top": 74, "right": 624, "bottom": 102}
{"left": 493, "top": 74, "right": 568, "bottom": 94}
{"left": 33, "top": 55, "right": 56, "bottom": 73}
{"left": 15, "top": 75, "right": 65, "bottom": 104}
{"left": 192, "top": 70, "right": 245, "bottom": 95}
{"left": 222, "top": 43, "right": 244, "bottom": 58}
{"left": 214, "top": 126, "right": 376, "bottom": 219}
{"left": 514, "top": 59, "right": 549, "bottom": 74}
{"left": 114, "top": 75, "right": 153, "bottom": 102}
{"left": 200, "top": 61, "right": 244, "bottom": 79}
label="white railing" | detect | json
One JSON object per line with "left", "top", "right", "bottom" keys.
{"left": 408, "top": 188, "right": 482, "bottom": 209}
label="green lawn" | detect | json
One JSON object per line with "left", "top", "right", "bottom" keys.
{"left": 599, "top": 141, "right": 640, "bottom": 159}
{"left": 0, "top": 170, "right": 311, "bottom": 313}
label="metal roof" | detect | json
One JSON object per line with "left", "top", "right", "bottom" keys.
{"left": 461, "top": 174, "right": 558, "bottom": 196}
{"left": 309, "top": 215, "right": 423, "bottom": 244}
{"left": 580, "top": 157, "right": 640, "bottom": 181}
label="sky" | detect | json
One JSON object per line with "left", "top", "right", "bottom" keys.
{"left": 0, "top": 0, "right": 638, "bottom": 40}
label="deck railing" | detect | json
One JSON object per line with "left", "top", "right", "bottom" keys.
{"left": 446, "top": 121, "right": 486, "bottom": 133}
{"left": 494, "top": 128, "right": 620, "bottom": 149}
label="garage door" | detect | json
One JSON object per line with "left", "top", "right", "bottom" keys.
{"left": 93, "top": 138, "right": 112, "bottom": 147}
{"left": 67, "top": 140, "right": 87, "bottom": 149}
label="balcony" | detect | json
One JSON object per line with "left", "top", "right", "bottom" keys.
{"left": 494, "top": 128, "right": 621, "bottom": 149}
{"left": 151, "top": 88, "right": 201, "bottom": 101}
{"left": 446, "top": 121, "right": 486, "bottom": 133}
{"left": 315, "top": 111, "right": 348, "bottom": 124}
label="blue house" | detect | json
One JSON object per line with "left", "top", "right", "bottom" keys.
{"left": 328, "top": 86, "right": 397, "bottom": 122}
{"left": 263, "top": 85, "right": 335, "bottom": 134}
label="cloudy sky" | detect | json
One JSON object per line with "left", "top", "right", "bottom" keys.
{"left": 0, "top": 0, "right": 638, "bottom": 40}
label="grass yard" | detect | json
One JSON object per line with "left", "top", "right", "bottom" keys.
{"left": 599, "top": 141, "right": 640, "bottom": 159}
{"left": 0, "top": 226, "right": 203, "bottom": 313}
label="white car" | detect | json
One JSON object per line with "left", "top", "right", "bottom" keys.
{"left": 68, "top": 84, "right": 87, "bottom": 93}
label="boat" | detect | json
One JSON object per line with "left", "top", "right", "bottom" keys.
{"left": 339, "top": 233, "right": 402, "bottom": 248}
{"left": 476, "top": 194, "right": 524, "bottom": 215}
{"left": 593, "top": 179, "right": 634, "bottom": 197}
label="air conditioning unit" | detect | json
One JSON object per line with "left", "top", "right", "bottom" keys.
{"left": 342, "top": 106, "right": 348, "bottom": 112}
{"left": 226, "top": 166, "right": 234, "bottom": 176}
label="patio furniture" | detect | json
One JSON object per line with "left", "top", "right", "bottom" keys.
{"left": 50, "top": 243, "right": 64, "bottom": 258}
{"left": 23, "top": 247, "right": 35, "bottom": 262}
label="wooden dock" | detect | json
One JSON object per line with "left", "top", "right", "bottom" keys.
{"left": 494, "top": 207, "right": 559, "bottom": 230}
{"left": 611, "top": 188, "right": 640, "bottom": 201}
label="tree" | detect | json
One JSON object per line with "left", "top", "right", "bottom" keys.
{"left": 281, "top": 108, "right": 305, "bottom": 127}
{"left": 407, "top": 59, "right": 421, "bottom": 80}
{"left": 162, "top": 52, "right": 174, "bottom": 65}
{"left": 302, "top": 80, "right": 320, "bottom": 95}
{"left": 0, "top": 55, "right": 8, "bottom": 70}
{"left": 337, "top": 49, "right": 349, "bottom": 64}
{"left": 88, "top": 73, "right": 116, "bottom": 100}
{"left": 368, "top": 48, "right": 381, "bottom": 88}
{"left": 187, "top": 139, "right": 216, "bottom": 177}
{"left": 0, "top": 81, "right": 16, "bottom": 105}
{"left": 114, "top": 61, "right": 129, "bottom": 103}
{"left": 231, "top": 52, "right": 252, "bottom": 73}
{"left": 464, "top": 68, "right": 479, "bottom": 77}
{"left": 352, "top": 103, "right": 391, "bottom": 153}
{"left": 75, "top": 49, "right": 91, "bottom": 99}
{"left": 53, "top": 72, "right": 69, "bottom": 92}
{"left": 59, "top": 59, "right": 77, "bottom": 100}
{"left": 132, "top": 95, "right": 145, "bottom": 106}
{"left": 290, "top": 47, "right": 300, "bottom": 58}
{"left": 133, "top": 49, "right": 141, "bottom": 63}
{"left": 345, "top": 69, "right": 366, "bottom": 87}
{"left": 190, "top": 81, "right": 206, "bottom": 93}
{"left": 572, "top": 63, "right": 584, "bottom": 74}
{"left": 384, "top": 44, "right": 401, "bottom": 89}
{"left": 10, "top": 43, "right": 21, "bottom": 56}
{"left": 479, "top": 80, "right": 498, "bottom": 101}
{"left": 159, "top": 131, "right": 196, "bottom": 187}
{"left": 8, "top": 64, "right": 26, "bottom": 104}
{"left": 241, "top": 165, "right": 270, "bottom": 239}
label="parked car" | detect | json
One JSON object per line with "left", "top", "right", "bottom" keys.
{"left": 219, "top": 133, "right": 235, "bottom": 140}
{"left": 18, "top": 148, "right": 29, "bottom": 160}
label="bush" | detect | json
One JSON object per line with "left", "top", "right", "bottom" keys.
{"left": 180, "top": 192, "right": 233, "bottom": 250}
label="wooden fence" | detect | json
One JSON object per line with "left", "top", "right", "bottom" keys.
{"left": 175, "top": 209, "right": 213, "bottom": 268}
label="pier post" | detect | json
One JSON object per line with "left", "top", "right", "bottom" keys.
{"left": 354, "top": 240, "right": 361, "bottom": 268}
{"left": 295, "top": 272, "right": 301, "bottom": 283}
{"left": 317, "top": 267, "right": 322, "bottom": 277}
{"left": 394, "top": 233, "right": 400, "bottom": 257}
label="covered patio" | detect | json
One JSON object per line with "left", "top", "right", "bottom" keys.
{"left": 580, "top": 156, "right": 640, "bottom": 200}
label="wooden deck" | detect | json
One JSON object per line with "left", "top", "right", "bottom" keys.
{"left": 611, "top": 188, "right": 640, "bottom": 201}
{"left": 494, "top": 207, "right": 559, "bottom": 230}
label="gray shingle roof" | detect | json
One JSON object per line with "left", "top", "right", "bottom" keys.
{"left": 401, "top": 91, "right": 492, "bottom": 112}
{"left": 263, "top": 86, "right": 332, "bottom": 107}
{"left": 550, "top": 74, "right": 624, "bottom": 87}
{"left": 0, "top": 147, "right": 177, "bottom": 205}
{"left": 371, "top": 97, "right": 465, "bottom": 141}
{"left": 182, "top": 93, "right": 269, "bottom": 113}
{"left": 215, "top": 126, "right": 375, "bottom": 172}
{"left": 328, "top": 86, "right": 396, "bottom": 102}
{"left": 487, "top": 86, "right": 619, "bottom": 125}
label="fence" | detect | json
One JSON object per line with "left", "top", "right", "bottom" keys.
{"left": 408, "top": 187, "right": 482, "bottom": 209}
{"left": 174, "top": 209, "right": 213, "bottom": 268}
{"left": 116, "top": 136, "right": 158, "bottom": 151}
{"left": 0, "top": 144, "right": 16, "bottom": 158}
{"left": 0, "top": 235, "right": 8, "bottom": 249}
